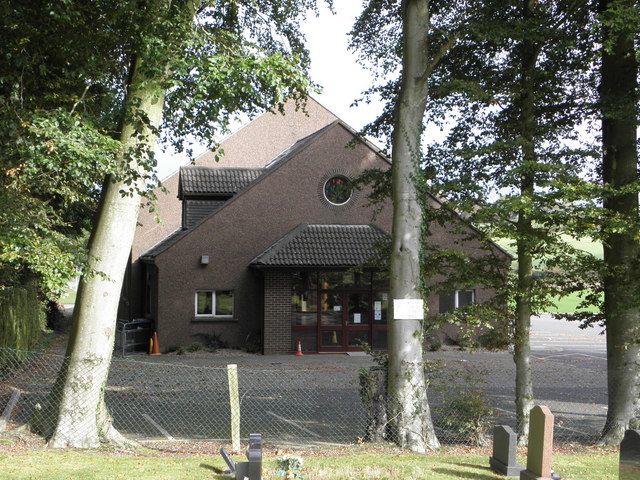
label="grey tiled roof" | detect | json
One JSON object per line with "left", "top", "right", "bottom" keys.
{"left": 140, "top": 228, "right": 189, "bottom": 260}
{"left": 179, "top": 166, "right": 264, "bottom": 196}
{"left": 251, "top": 224, "right": 390, "bottom": 268}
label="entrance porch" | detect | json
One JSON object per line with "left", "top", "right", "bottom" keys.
{"left": 262, "top": 269, "right": 388, "bottom": 354}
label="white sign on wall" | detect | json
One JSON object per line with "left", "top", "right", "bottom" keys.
{"left": 393, "top": 299, "right": 424, "bottom": 320}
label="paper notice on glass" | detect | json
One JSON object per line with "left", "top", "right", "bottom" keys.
{"left": 374, "top": 301, "right": 382, "bottom": 321}
{"left": 354, "top": 313, "right": 361, "bottom": 324}
{"left": 393, "top": 299, "right": 424, "bottom": 320}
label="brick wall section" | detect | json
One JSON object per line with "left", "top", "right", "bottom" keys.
{"left": 263, "top": 271, "right": 292, "bottom": 354}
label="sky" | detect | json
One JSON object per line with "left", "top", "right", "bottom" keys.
{"left": 155, "top": 3, "right": 382, "bottom": 179}
{"left": 303, "top": 3, "right": 383, "bottom": 134}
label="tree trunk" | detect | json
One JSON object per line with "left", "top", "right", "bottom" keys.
{"left": 41, "top": 40, "right": 169, "bottom": 449}
{"left": 512, "top": 0, "right": 542, "bottom": 445}
{"left": 387, "top": 0, "right": 440, "bottom": 453}
{"left": 514, "top": 225, "right": 534, "bottom": 444}
{"left": 598, "top": 0, "right": 640, "bottom": 446}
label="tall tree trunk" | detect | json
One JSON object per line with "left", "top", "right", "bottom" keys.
{"left": 598, "top": 0, "right": 640, "bottom": 446}
{"left": 40, "top": 25, "right": 171, "bottom": 448}
{"left": 514, "top": 210, "right": 534, "bottom": 444}
{"left": 387, "top": 0, "right": 440, "bottom": 453}
{"left": 513, "top": 0, "right": 541, "bottom": 445}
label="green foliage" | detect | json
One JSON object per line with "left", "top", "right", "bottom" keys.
{"left": 430, "top": 365, "right": 494, "bottom": 446}
{"left": 0, "top": 0, "right": 328, "bottom": 301}
{"left": 0, "top": 107, "right": 118, "bottom": 296}
{"left": 193, "top": 332, "right": 228, "bottom": 352}
{"left": 478, "top": 317, "right": 511, "bottom": 351}
{"left": 357, "top": 339, "right": 388, "bottom": 370}
{"left": 185, "top": 342, "right": 203, "bottom": 353}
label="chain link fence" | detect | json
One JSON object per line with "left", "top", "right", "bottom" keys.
{"left": 0, "top": 347, "right": 608, "bottom": 447}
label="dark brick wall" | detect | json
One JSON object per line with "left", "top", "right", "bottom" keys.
{"left": 263, "top": 271, "right": 292, "bottom": 354}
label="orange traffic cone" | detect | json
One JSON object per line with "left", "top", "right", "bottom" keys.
{"left": 295, "top": 339, "right": 304, "bottom": 356}
{"left": 150, "top": 331, "right": 161, "bottom": 356}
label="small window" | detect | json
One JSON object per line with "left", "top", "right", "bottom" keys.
{"left": 323, "top": 175, "right": 352, "bottom": 205}
{"left": 439, "top": 289, "right": 475, "bottom": 314}
{"left": 195, "top": 290, "right": 234, "bottom": 318}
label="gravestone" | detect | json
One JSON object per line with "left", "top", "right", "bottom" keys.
{"left": 520, "top": 406, "right": 555, "bottom": 480}
{"left": 620, "top": 429, "right": 640, "bottom": 480}
{"left": 220, "top": 433, "right": 263, "bottom": 480}
{"left": 489, "top": 425, "right": 525, "bottom": 477}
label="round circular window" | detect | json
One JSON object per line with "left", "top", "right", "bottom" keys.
{"left": 323, "top": 175, "right": 352, "bottom": 205}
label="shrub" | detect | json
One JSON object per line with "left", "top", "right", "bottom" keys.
{"left": 193, "top": 333, "right": 228, "bottom": 352}
{"left": 430, "top": 365, "right": 494, "bottom": 446}
{"left": 186, "top": 342, "right": 203, "bottom": 353}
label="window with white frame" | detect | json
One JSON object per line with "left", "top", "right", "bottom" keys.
{"left": 439, "top": 289, "right": 475, "bottom": 314}
{"left": 195, "top": 290, "right": 234, "bottom": 318}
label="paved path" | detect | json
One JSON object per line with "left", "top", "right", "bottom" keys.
{"left": 530, "top": 313, "right": 606, "bottom": 357}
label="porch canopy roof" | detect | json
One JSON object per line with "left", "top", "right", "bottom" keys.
{"left": 250, "top": 223, "right": 389, "bottom": 269}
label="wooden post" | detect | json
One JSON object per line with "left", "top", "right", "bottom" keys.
{"left": 0, "top": 388, "right": 21, "bottom": 432}
{"left": 227, "top": 364, "right": 240, "bottom": 452}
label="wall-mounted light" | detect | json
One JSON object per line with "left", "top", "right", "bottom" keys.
{"left": 200, "top": 255, "right": 209, "bottom": 265}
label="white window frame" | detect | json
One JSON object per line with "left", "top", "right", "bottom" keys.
{"left": 452, "top": 289, "right": 475, "bottom": 309}
{"left": 440, "top": 289, "right": 475, "bottom": 313}
{"left": 195, "top": 290, "right": 234, "bottom": 318}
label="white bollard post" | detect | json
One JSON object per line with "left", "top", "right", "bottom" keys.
{"left": 227, "top": 364, "right": 241, "bottom": 452}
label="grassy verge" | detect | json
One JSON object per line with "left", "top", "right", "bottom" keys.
{"left": 0, "top": 449, "right": 618, "bottom": 480}
{"left": 545, "top": 292, "right": 602, "bottom": 314}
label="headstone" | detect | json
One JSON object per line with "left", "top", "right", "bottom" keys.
{"left": 233, "top": 433, "right": 263, "bottom": 480}
{"left": 490, "top": 425, "right": 525, "bottom": 477}
{"left": 620, "top": 430, "right": 640, "bottom": 480}
{"left": 520, "top": 406, "right": 555, "bottom": 480}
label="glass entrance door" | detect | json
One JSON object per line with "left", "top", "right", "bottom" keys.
{"left": 345, "top": 292, "right": 370, "bottom": 349}
{"left": 319, "top": 290, "right": 373, "bottom": 351}
{"left": 291, "top": 270, "right": 388, "bottom": 353}
{"left": 319, "top": 291, "right": 343, "bottom": 349}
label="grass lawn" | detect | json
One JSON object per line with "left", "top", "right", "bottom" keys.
{"left": 0, "top": 448, "right": 618, "bottom": 480}
{"left": 545, "top": 291, "right": 603, "bottom": 314}
{"left": 495, "top": 235, "right": 602, "bottom": 314}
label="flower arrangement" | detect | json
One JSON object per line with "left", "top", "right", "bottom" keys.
{"left": 276, "top": 454, "right": 304, "bottom": 479}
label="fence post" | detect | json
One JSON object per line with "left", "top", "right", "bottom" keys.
{"left": 227, "top": 364, "right": 240, "bottom": 452}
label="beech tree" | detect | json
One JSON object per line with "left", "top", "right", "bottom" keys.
{"left": 23, "top": 0, "right": 322, "bottom": 448}
{"left": 350, "top": 0, "right": 477, "bottom": 451}
{"left": 0, "top": 1, "right": 125, "bottom": 297}
{"left": 423, "top": 0, "right": 598, "bottom": 443}
{"left": 385, "top": 0, "right": 440, "bottom": 452}
{"left": 598, "top": 0, "right": 640, "bottom": 445}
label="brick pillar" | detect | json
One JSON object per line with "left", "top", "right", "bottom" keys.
{"left": 263, "top": 270, "right": 291, "bottom": 353}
